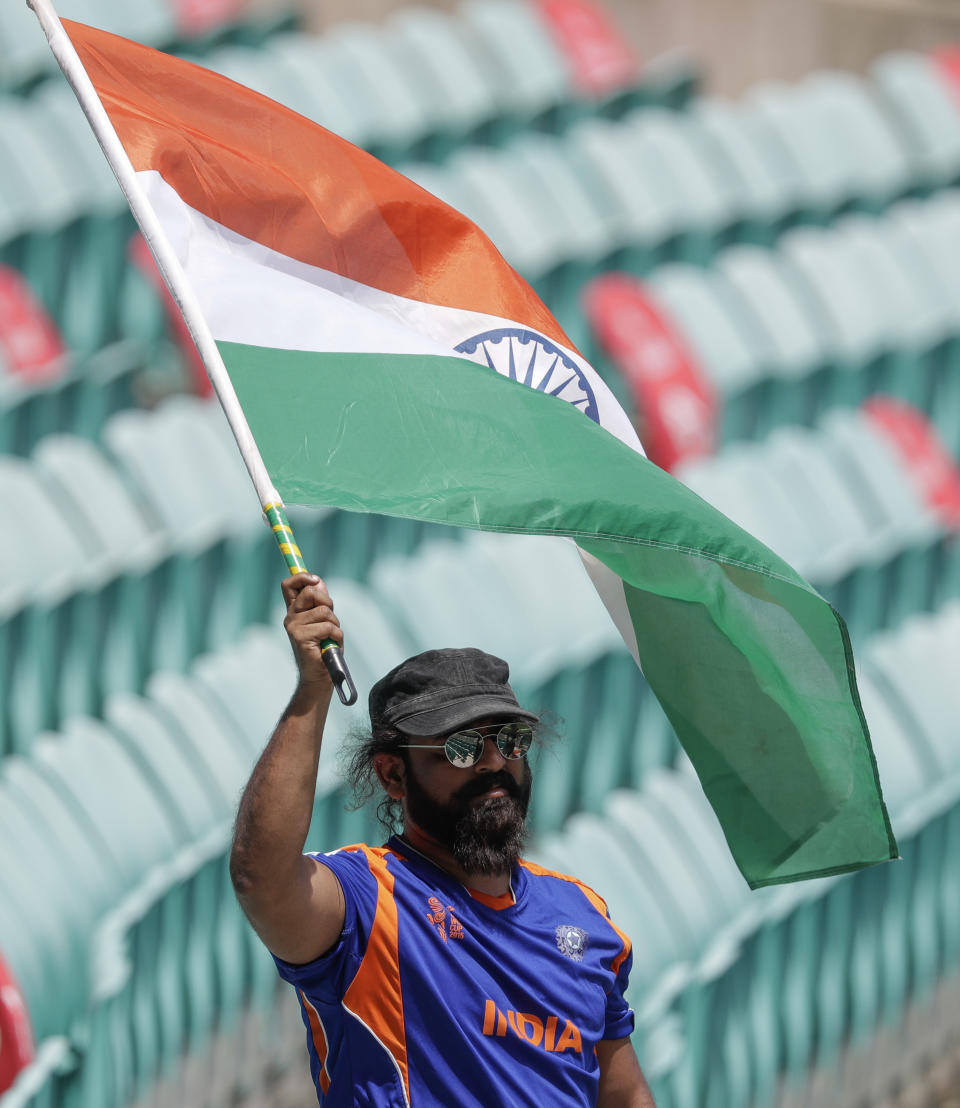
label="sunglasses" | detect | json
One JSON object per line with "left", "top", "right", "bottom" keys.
{"left": 398, "top": 722, "right": 535, "bottom": 768}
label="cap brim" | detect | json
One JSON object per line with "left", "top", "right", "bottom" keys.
{"left": 394, "top": 696, "right": 539, "bottom": 737}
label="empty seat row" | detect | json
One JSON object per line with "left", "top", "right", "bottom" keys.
{"left": 587, "top": 193, "right": 960, "bottom": 460}
{"left": 0, "top": 394, "right": 449, "bottom": 755}
{"left": 3, "top": 584, "right": 959, "bottom": 1104}
{"left": 528, "top": 601, "right": 960, "bottom": 1107}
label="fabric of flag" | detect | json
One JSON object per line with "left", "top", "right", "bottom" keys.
{"left": 62, "top": 19, "right": 897, "bottom": 888}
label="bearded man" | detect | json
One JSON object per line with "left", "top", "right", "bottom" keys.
{"left": 230, "top": 574, "right": 657, "bottom": 1107}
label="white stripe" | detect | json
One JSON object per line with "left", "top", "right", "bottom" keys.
{"left": 299, "top": 993, "right": 332, "bottom": 1089}
{"left": 576, "top": 548, "right": 641, "bottom": 667}
{"left": 140, "top": 170, "right": 645, "bottom": 454}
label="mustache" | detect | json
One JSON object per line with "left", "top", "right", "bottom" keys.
{"left": 454, "top": 771, "right": 522, "bottom": 804}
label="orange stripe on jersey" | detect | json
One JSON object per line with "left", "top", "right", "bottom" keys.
{"left": 341, "top": 845, "right": 411, "bottom": 1105}
{"left": 518, "top": 859, "right": 632, "bottom": 978}
{"left": 299, "top": 990, "right": 332, "bottom": 1094}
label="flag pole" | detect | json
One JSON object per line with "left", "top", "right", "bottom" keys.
{"left": 26, "top": 0, "right": 357, "bottom": 705}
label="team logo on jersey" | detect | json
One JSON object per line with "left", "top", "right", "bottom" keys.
{"left": 426, "top": 896, "right": 464, "bottom": 942}
{"left": 555, "top": 924, "right": 589, "bottom": 962}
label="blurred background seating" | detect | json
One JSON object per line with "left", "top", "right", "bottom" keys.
{"left": 3, "top": 1, "right": 960, "bottom": 1106}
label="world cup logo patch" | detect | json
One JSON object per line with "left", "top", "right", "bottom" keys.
{"left": 555, "top": 924, "right": 589, "bottom": 962}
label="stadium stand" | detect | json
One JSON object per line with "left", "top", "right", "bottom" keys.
{"left": 4, "top": 1, "right": 960, "bottom": 1102}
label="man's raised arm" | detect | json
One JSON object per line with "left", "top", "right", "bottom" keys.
{"left": 229, "top": 574, "right": 346, "bottom": 965}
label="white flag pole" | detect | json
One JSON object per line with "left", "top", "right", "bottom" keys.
{"left": 26, "top": 0, "right": 357, "bottom": 704}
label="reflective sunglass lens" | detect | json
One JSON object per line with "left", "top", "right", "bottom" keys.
{"left": 496, "top": 723, "right": 534, "bottom": 759}
{"left": 445, "top": 731, "right": 484, "bottom": 767}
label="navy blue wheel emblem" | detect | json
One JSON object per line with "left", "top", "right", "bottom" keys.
{"left": 455, "top": 328, "right": 599, "bottom": 424}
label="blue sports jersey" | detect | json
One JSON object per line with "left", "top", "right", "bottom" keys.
{"left": 273, "top": 835, "right": 634, "bottom": 1107}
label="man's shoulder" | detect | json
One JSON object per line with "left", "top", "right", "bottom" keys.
{"left": 517, "top": 857, "right": 612, "bottom": 918}
{"left": 309, "top": 841, "right": 403, "bottom": 877}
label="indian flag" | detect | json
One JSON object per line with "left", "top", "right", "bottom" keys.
{"left": 52, "top": 16, "right": 896, "bottom": 889}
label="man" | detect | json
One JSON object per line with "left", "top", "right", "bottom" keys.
{"left": 230, "top": 574, "right": 657, "bottom": 1107}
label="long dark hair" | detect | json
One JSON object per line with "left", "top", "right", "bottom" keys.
{"left": 339, "top": 723, "right": 409, "bottom": 834}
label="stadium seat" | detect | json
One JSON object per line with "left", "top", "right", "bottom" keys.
{"left": 323, "top": 21, "right": 432, "bottom": 164}
{"left": 871, "top": 51, "right": 960, "bottom": 189}
{"left": 459, "top": 0, "right": 575, "bottom": 134}
{"left": 689, "top": 96, "right": 804, "bottom": 240}
{"left": 801, "top": 71, "right": 914, "bottom": 210}
{"left": 264, "top": 32, "right": 371, "bottom": 147}
{"left": 777, "top": 225, "right": 895, "bottom": 407}
{"left": 621, "top": 109, "right": 745, "bottom": 263}
{"left": 642, "top": 264, "right": 767, "bottom": 443}
{"left": 713, "top": 243, "right": 830, "bottom": 433}
{"left": 386, "top": 6, "right": 504, "bottom": 156}
{"left": 564, "top": 116, "right": 683, "bottom": 275}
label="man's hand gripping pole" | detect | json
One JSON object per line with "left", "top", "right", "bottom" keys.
{"left": 265, "top": 502, "right": 358, "bottom": 706}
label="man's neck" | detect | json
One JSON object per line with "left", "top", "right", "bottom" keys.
{"left": 398, "top": 824, "right": 513, "bottom": 897}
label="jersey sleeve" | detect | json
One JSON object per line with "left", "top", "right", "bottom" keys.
{"left": 603, "top": 944, "right": 635, "bottom": 1040}
{"left": 271, "top": 847, "right": 380, "bottom": 1002}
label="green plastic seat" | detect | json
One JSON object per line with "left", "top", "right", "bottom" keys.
{"left": 0, "top": 1037, "right": 75, "bottom": 1108}
{"left": 32, "top": 432, "right": 177, "bottom": 710}
{"left": 104, "top": 693, "right": 225, "bottom": 840}
{"left": 746, "top": 80, "right": 862, "bottom": 219}
{"left": 0, "top": 750, "right": 138, "bottom": 1037}
{"left": 387, "top": 6, "right": 504, "bottom": 155}
{"left": 191, "top": 627, "right": 293, "bottom": 748}
{"left": 497, "top": 132, "right": 620, "bottom": 343}
{"left": 871, "top": 51, "right": 960, "bottom": 189}
{"left": 31, "top": 82, "right": 133, "bottom": 356}
{"left": 714, "top": 244, "right": 830, "bottom": 433}
{"left": 146, "top": 668, "right": 261, "bottom": 809}
{"left": 34, "top": 717, "right": 184, "bottom": 874}
{"left": 644, "top": 263, "right": 768, "bottom": 443}
{"left": 0, "top": 99, "right": 81, "bottom": 318}
{"left": 802, "top": 71, "right": 914, "bottom": 209}
{"left": 0, "top": 455, "right": 115, "bottom": 754}
{"left": 263, "top": 32, "right": 377, "bottom": 148}
{"left": 459, "top": 0, "right": 574, "bottom": 134}
{"left": 199, "top": 42, "right": 311, "bottom": 112}
{"left": 762, "top": 425, "right": 877, "bottom": 583}
{"left": 833, "top": 216, "right": 942, "bottom": 410}
{"left": 690, "top": 97, "right": 803, "bottom": 241}
{"left": 564, "top": 117, "right": 682, "bottom": 276}
{"left": 819, "top": 406, "right": 941, "bottom": 630}
{"left": 102, "top": 399, "right": 272, "bottom": 656}
{"left": 324, "top": 21, "right": 431, "bottom": 163}
{"left": 624, "top": 108, "right": 745, "bottom": 264}
{"left": 777, "top": 226, "right": 893, "bottom": 408}
{"left": 0, "top": 0, "right": 54, "bottom": 90}
{"left": 446, "top": 144, "right": 569, "bottom": 302}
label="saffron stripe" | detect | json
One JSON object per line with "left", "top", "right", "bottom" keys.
{"left": 341, "top": 846, "right": 411, "bottom": 1105}
{"left": 62, "top": 18, "right": 571, "bottom": 351}
{"left": 299, "top": 990, "right": 333, "bottom": 1095}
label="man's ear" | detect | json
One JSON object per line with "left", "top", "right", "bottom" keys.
{"left": 374, "top": 753, "right": 406, "bottom": 800}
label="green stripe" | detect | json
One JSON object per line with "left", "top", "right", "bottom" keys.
{"left": 222, "top": 340, "right": 896, "bottom": 888}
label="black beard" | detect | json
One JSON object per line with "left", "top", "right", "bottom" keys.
{"left": 403, "top": 762, "right": 532, "bottom": 876}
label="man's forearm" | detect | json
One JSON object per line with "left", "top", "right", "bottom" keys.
{"left": 229, "top": 681, "right": 331, "bottom": 903}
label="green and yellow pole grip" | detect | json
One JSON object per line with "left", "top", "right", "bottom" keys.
{"left": 265, "top": 502, "right": 358, "bottom": 706}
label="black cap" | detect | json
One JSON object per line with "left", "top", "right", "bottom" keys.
{"left": 369, "top": 648, "right": 538, "bottom": 737}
